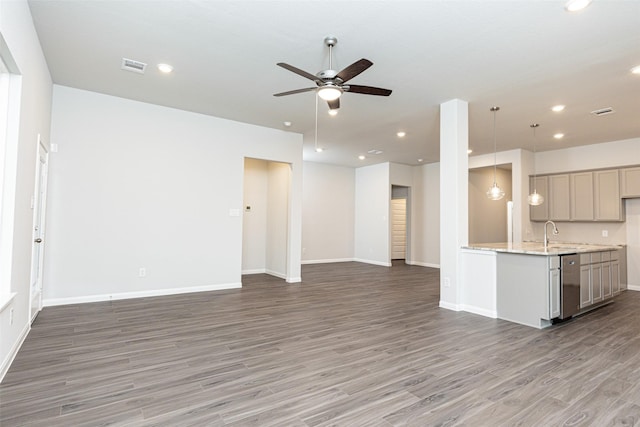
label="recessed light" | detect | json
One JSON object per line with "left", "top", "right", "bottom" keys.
{"left": 315, "top": 147, "right": 324, "bottom": 153}
{"left": 551, "top": 105, "right": 565, "bottom": 112}
{"left": 157, "top": 63, "right": 174, "bottom": 73}
{"left": 554, "top": 133, "right": 565, "bottom": 139}
{"left": 396, "top": 131, "right": 406, "bottom": 138}
{"left": 328, "top": 109, "right": 338, "bottom": 116}
{"left": 417, "top": 158, "right": 424, "bottom": 163}
{"left": 358, "top": 155, "right": 366, "bottom": 160}
{"left": 283, "top": 121, "right": 292, "bottom": 127}
{"left": 565, "top": 0, "right": 592, "bottom": 12}
{"left": 631, "top": 65, "right": 640, "bottom": 75}
{"left": 467, "top": 149, "right": 473, "bottom": 154}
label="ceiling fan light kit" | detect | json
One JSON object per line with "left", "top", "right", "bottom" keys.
{"left": 274, "top": 36, "right": 392, "bottom": 110}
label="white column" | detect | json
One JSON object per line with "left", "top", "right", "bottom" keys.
{"left": 439, "top": 99, "right": 469, "bottom": 311}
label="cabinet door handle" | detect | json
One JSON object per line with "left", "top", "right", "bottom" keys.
{"left": 34, "top": 238, "right": 43, "bottom": 243}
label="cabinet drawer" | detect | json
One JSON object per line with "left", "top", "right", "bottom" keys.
{"left": 590, "top": 252, "right": 602, "bottom": 263}
{"left": 601, "top": 251, "right": 611, "bottom": 262}
{"left": 580, "top": 253, "right": 592, "bottom": 264}
{"left": 611, "top": 250, "right": 620, "bottom": 261}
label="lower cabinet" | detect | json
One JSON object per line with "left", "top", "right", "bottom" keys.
{"left": 549, "top": 260, "right": 561, "bottom": 319}
{"left": 579, "top": 250, "right": 620, "bottom": 310}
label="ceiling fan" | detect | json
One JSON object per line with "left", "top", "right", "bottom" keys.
{"left": 274, "top": 36, "right": 392, "bottom": 110}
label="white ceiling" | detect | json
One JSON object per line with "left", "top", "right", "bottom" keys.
{"left": 28, "top": 0, "right": 640, "bottom": 168}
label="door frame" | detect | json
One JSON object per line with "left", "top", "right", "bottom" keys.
{"left": 390, "top": 185, "right": 411, "bottom": 264}
{"left": 29, "top": 135, "right": 49, "bottom": 322}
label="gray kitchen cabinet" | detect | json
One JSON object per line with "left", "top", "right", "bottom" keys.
{"left": 611, "top": 249, "right": 621, "bottom": 294}
{"left": 621, "top": 167, "right": 640, "bottom": 198}
{"left": 591, "top": 256, "right": 602, "bottom": 304}
{"left": 529, "top": 176, "right": 549, "bottom": 221}
{"left": 602, "top": 258, "right": 612, "bottom": 299}
{"left": 580, "top": 264, "right": 592, "bottom": 308}
{"left": 579, "top": 250, "right": 620, "bottom": 311}
{"left": 594, "top": 170, "right": 623, "bottom": 221}
{"left": 549, "top": 260, "right": 561, "bottom": 319}
{"left": 549, "top": 174, "right": 571, "bottom": 221}
{"left": 570, "top": 172, "right": 594, "bottom": 221}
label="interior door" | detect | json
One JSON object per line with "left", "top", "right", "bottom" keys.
{"left": 391, "top": 198, "right": 407, "bottom": 260}
{"left": 30, "top": 137, "right": 49, "bottom": 322}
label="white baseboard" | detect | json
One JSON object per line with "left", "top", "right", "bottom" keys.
{"left": 1, "top": 321, "right": 30, "bottom": 383}
{"left": 439, "top": 300, "right": 460, "bottom": 311}
{"left": 460, "top": 304, "right": 498, "bottom": 319}
{"left": 242, "top": 268, "right": 266, "bottom": 275}
{"left": 627, "top": 285, "right": 640, "bottom": 291}
{"left": 286, "top": 277, "right": 302, "bottom": 283}
{"left": 301, "top": 258, "right": 354, "bottom": 265}
{"left": 43, "top": 282, "right": 242, "bottom": 307}
{"left": 353, "top": 258, "right": 392, "bottom": 267}
{"left": 406, "top": 260, "right": 440, "bottom": 269}
{"left": 265, "top": 270, "right": 287, "bottom": 280}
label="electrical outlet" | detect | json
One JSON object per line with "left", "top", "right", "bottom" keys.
{"left": 444, "top": 277, "right": 451, "bottom": 288}
{"left": 9, "top": 308, "right": 14, "bottom": 325}
{"left": 139, "top": 267, "right": 146, "bottom": 278}
{"left": 602, "top": 230, "right": 608, "bottom": 237}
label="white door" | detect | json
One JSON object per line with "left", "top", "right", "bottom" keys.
{"left": 30, "top": 137, "right": 49, "bottom": 322}
{"left": 391, "top": 198, "right": 407, "bottom": 260}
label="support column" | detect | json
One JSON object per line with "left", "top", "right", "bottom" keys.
{"left": 439, "top": 99, "right": 469, "bottom": 311}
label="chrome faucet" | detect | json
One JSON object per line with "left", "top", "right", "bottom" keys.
{"left": 544, "top": 220, "right": 559, "bottom": 249}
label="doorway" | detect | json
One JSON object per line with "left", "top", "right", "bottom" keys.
{"left": 242, "top": 158, "right": 290, "bottom": 280}
{"left": 29, "top": 136, "right": 49, "bottom": 322}
{"left": 391, "top": 185, "right": 410, "bottom": 262}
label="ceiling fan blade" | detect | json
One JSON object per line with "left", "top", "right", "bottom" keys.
{"left": 336, "top": 59, "right": 373, "bottom": 83}
{"left": 327, "top": 98, "right": 340, "bottom": 110}
{"left": 345, "top": 84, "right": 392, "bottom": 96}
{"left": 277, "top": 63, "right": 321, "bottom": 82}
{"left": 273, "top": 87, "right": 317, "bottom": 97}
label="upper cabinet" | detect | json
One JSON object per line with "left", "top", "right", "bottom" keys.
{"left": 530, "top": 166, "right": 630, "bottom": 222}
{"left": 594, "top": 170, "right": 623, "bottom": 221}
{"left": 549, "top": 174, "right": 571, "bottom": 221}
{"left": 570, "top": 172, "right": 594, "bottom": 221}
{"left": 621, "top": 167, "right": 640, "bottom": 198}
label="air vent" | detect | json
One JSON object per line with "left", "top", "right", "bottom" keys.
{"left": 367, "top": 149, "right": 383, "bottom": 155}
{"left": 591, "top": 107, "right": 615, "bottom": 116}
{"left": 121, "top": 58, "right": 147, "bottom": 74}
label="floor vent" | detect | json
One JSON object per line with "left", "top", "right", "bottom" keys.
{"left": 121, "top": 58, "right": 147, "bottom": 74}
{"left": 591, "top": 107, "right": 615, "bottom": 116}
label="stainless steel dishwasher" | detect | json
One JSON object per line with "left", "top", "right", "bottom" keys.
{"left": 560, "top": 254, "right": 580, "bottom": 319}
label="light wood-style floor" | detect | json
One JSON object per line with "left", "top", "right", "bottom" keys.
{"left": 2, "top": 261, "right": 640, "bottom": 426}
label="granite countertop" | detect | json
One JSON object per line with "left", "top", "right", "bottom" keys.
{"left": 462, "top": 241, "right": 623, "bottom": 256}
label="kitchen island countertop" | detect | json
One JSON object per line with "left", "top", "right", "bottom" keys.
{"left": 462, "top": 241, "right": 623, "bottom": 256}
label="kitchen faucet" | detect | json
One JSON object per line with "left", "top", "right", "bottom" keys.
{"left": 544, "top": 220, "right": 559, "bottom": 250}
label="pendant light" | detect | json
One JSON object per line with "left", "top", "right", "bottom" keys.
{"left": 528, "top": 123, "right": 544, "bottom": 206}
{"left": 486, "top": 106, "right": 505, "bottom": 201}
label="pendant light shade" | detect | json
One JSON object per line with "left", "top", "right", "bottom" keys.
{"left": 487, "top": 182, "right": 506, "bottom": 200}
{"left": 486, "top": 106, "right": 505, "bottom": 201}
{"left": 528, "top": 123, "right": 544, "bottom": 206}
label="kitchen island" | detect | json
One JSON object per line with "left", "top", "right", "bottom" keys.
{"left": 460, "top": 242, "right": 625, "bottom": 329}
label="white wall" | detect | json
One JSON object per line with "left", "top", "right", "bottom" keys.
{"left": 0, "top": 0, "right": 53, "bottom": 381}
{"left": 301, "top": 161, "right": 354, "bottom": 263}
{"left": 44, "top": 85, "right": 302, "bottom": 304}
{"left": 242, "top": 158, "right": 268, "bottom": 273}
{"left": 410, "top": 163, "right": 440, "bottom": 267}
{"left": 469, "top": 167, "right": 512, "bottom": 244}
{"left": 265, "top": 161, "right": 290, "bottom": 278}
{"left": 626, "top": 198, "right": 640, "bottom": 289}
{"left": 354, "top": 162, "right": 390, "bottom": 266}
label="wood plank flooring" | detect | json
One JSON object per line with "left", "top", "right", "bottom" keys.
{"left": 2, "top": 261, "right": 640, "bottom": 426}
